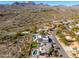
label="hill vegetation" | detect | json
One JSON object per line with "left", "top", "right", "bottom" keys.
{"left": 0, "top": 1, "right": 79, "bottom": 57}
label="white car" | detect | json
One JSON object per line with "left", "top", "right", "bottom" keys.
{"left": 53, "top": 44, "right": 56, "bottom": 47}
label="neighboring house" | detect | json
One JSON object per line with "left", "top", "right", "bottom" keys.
{"left": 32, "top": 33, "right": 49, "bottom": 43}
{"left": 37, "top": 38, "right": 43, "bottom": 43}
{"left": 21, "top": 31, "right": 29, "bottom": 35}
{"left": 69, "top": 25, "right": 73, "bottom": 29}
{"left": 65, "top": 35, "right": 75, "bottom": 41}
{"left": 63, "top": 22, "right": 69, "bottom": 24}
{"left": 39, "top": 46, "right": 47, "bottom": 54}
{"left": 38, "top": 43, "right": 51, "bottom": 54}
{"left": 38, "top": 55, "right": 47, "bottom": 58}
{"left": 37, "top": 27, "right": 48, "bottom": 33}
{"left": 32, "top": 49, "right": 40, "bottom": 57}
{"left": 65, "top": 36, "right": 72, "bottom": 40}
{"left": 32, "top": 34, "right": 41, "bottom": 41}
{"left": 39, "top": 53, "right": 49, "bottom": 58}
{"left": 76, "top": 24, "right": 79, "bottom": 27}
{"left": 42, "top": 37, "right": 48, "bottom": 43}
{"left": 41, "top": 35, "right": 49, "bottom": 42}
{"left": 65, "top": 36, "right": 73, "bottom": 41}
{"left": 74, "top": 32, "right": 79, "bottom": 35}
{"left": 67, "top": 20, "right": 73, "bottom": 23}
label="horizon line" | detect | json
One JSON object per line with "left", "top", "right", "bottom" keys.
{"left": 0, "top": 1, "right": 79, "bottom": 6}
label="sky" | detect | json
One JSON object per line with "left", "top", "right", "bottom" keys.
{"left": 0, "top": 1, "right": 79, "bottom": 6}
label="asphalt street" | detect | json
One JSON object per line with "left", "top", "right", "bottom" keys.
{"left": 49, "top": 32, "right": 69, "bottom": 58}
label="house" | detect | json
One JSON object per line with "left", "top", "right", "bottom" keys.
{"left": 65, "top": 35, "right": 75, "bottom": 41}
{"left": 38, "top": 43, "right": 51, "bottom": 54}
{"left": 39, "top": 46, "right": 47, "bottom": 54}
{"left": 37, "top": 27, "right": 48, "bottom": 33}
{"left": 39, "top": 53, "right": 49, "bottom": 57}
{"left": 69, "top": 25, "right": 73, "bottom": 29}
{"left": 32, "top": 49, "right": 40, "bottom": 56}
{"left": 38, "top": 42, "right": 43, "bottom": 47}
{"left": 65, "top": 36, "right": 73, "bottom": 41}
{"left": 74, "top": 32, "right": 79, "bottom": 35}
{"left": 76, "top": 24, "right": 79, "bottom": 27}
{"left": 63, "top": 22, "right": 69, "bottom": 24}
{"left": 32, "top": 34, "right": 41, "bottom": 41}
{"left": 21, "top": 31, "right": 29, "bottom": 35}
{"left": 37, "top": 38, "right": 43, "bottom": 42}
{"left": 41, "top": 34, "right": 49, "bottom": 42}
{"left": 35, "top": 34, "right": 49, "bottom": 43}
{"left": 38, "top": 55, "right": 47, "bottom": 58}
{"left": 65, "top": 36, "right": 72, "bottom": 39}
{"left": 67, "top": 20, "right": 74, "bottom": 23}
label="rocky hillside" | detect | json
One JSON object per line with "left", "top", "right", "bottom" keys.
{"left": 0, "top": 1, "right": 79, "bottom": 57}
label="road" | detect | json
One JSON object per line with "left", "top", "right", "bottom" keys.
{"left": 49, "top": 32, "right": 69, "bottom": 58}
